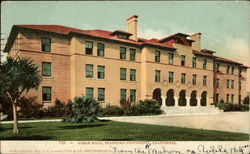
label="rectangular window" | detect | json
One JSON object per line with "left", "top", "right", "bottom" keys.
{"left": 203, "top": 75, "right": 207, "bottom": 86}
{"left": 231, "top": 66, "right": 235, "bottom": 75}
{"left": 155, "top": 70, "right": 161, "bottom": 82}
{"left": 203, "top": 59, "right": 207, "bottom": 69}
{"left": 239, "top": 81, "right": 241, "bottom": 91}
{"left": 120, "top": 89, "right": 127, "bottom": 101}
{"left": 120, "top": 47, "right": 126, "bottom": 60}
{"left": 169, "top": 72, "right": 174, "bottom": 83}
{"left": 226, "top": 65, "right": 230, "bottom": 74}
{"left": 192, "top": 57, "right": 196, "bottom": 68}
{"left": 130, "top": 48, "right": 136, "bottom": 61}
{"left": 239, "top": 68, "right": 242, "bottom": 75}
{"left": 155, "top": 50, "right": 161, "bottom": 62}
{"left": 215, "top": 63, "right": 220, "bottom": 72}
{"left": 130, "top": 69, "right": 136, "bottom": 81}
{"left": 120, "top": 68, "right": 126, "bottom": 80}
{"left": 98, "top": 88, "right": 105, "bottom": 101}
{"left": 216, "top": 78, "right": 219, "bottom": 88}
{"left": 42, "top": 87, "right": 51, "bottom": 101}
{"left": 181, "top": 73, "right": 186, "bottom": 84}
{"left": 231, "top": 94, "right": 234, "bottom": 103}
{"left": 85, "top": 41, "right": 93, "bottom": 55}
{"left": 130, "top": 89, "right": 136, "bottom": 102}
{"left": 42, "top": 62, "right": 51, "bottom": 77}
{"left": 86, "top": 64, "right": 93, "bottom": 78}
{"left": 86, "top": 87, "right": 94, "bottom": 99}
{"left": 97, "top": 65, "right": 105, "bottom": 79}
{"left": 181, "top": 55, "right": 185, "bottom": 66}
{"left": 226, "top": 94, "right": 230, "bottom": 103}
{"left": 41, "top": 37, "right": 51, "bottom": 52}
{"left": 97, "top": 43, "right": 105, "bottom": 56}
{"left": 216, "top": 94, "right": 219, "bottom": 103}
{"left": 192, "top": 74, "right": 197, "bottom": 85}
{"left": 168, "top": 53, "right": 174, "bottom": 64}
{"left": 231, "top": 80, "right": 234, "bottom": 89}
{"left": 239, "top": 95, "right": 241, "bottom": 104}
{"left": 227, "top": 80, "right": 230, "bottom": 88}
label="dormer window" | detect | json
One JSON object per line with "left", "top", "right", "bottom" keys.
{"left": 118, "top": 34, "right": 128, "bottom": 39}
{"left": 110, "top": 30, "right": 132, "bottom": 40}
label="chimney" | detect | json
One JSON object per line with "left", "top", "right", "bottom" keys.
{"left": 127, "top": 15, "right": 138, "bottom": 41}
{"left": 189, "top": 33, "right": 201, "bottom": 51}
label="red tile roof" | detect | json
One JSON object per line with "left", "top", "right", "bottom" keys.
{"left": 192, "top": 50, "right": 214, "bottom": 57}
{"left": 215, "top": 56, "right": 242, "bottom": 65}
{"left": 240, "top": 65, "right": 249, "bottom": 68}
{"left": 201, "top": 49, "right": 216, "bottom": 53}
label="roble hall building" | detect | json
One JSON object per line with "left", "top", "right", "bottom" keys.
{"left": 3, "top": 15, "right": 248, "bottom": 109}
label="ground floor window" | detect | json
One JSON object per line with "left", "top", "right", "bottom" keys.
{"left": 120, "top": 89, "right": 127, "bottom": 101}
{"left": 42, "top": 87, "right": 51, "bottom": 102}
{"left": 130, "top": 89, "right": 136, "bottom": 102}
{"left": 86, "top": 87, "right": 94, "bottom": 99}
{"left": 98, "top": 88, "right": 105, "bottom": 101}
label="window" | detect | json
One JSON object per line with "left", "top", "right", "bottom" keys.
{"left": 169, "top": 72, "right": 174, "bottom": 83}
{"left": 120, "top": 68, "right": 126, "bottom": 80}
{"left": 130, "top": 69, "right": 136, "bottom": 81}
{"left": 203, "top": 75, "right": 207, "bottom": 86}
{"left": 86, "top": 64, "right": 93, "bottom": 78}
{"left": 42, "top": 62, "right": 51, "bottom": 77}
{"left": 130, "top": 89, "right": 136, "bottom": 102}
{"left": 226, "top": 65, "right": 230, "bottom": 74}
{"left": 226, "top": 94, "right": 230, "bottom": 103}
{"left": 231, "top": 94, "right": 234, "bottom": 103}
{"left": 86, "top": 88, "right": 94, "bottom": 99}
{"left": 192, "top": 57, "right": 196, "bottom": 68}
{"left": 120, "top": 47, "right": 126, "bottom": 60}
{"left": 216, "top": 94, "right": 219, "bottom": 103}
{"left": 97, "top": 43, "right": 105, "bottom": 56}
{"left": 227, "top": 80, "right": 230, "bottom": 88}
{"left": 120, "top": 89, "right": 127, "bottom": 101}
{"left": 231, "top": 80, "right": 234, "bottom": 89}
{"left": 239, "top": 81, "right": 241, "bottom": 91}
{"left": 130, "top": 48, "right": 136, "bottom": 61}
{"left": 181, "top": 55, "right": 185, "bottom": 66}
{"left": 192, "top": 74, "right": 197, "bottom": 85}
{"left": 155, "top": 70, "right": 161, "bottom": 82}
{"left": 215, "top": 63, "right": 220, "bottom": 72}
{"left": 181, "top": 73, "right": 186, "bottom": 84}
{"left": 97, "top": 65, "right": 105, "bottom": 79}
{"left": 42, "top": 87, "right": 51, "bottom": 101}
{"left": 203, "top": 59, "right": 207, "bottom": 69}
{"left": 231, "top": 66, "right": 234, "bottom": 75}
{"left": 239, "top": 68, "right": 242, "bottom": 75}
{"left": 41, "top": 37, "right": 51, "bottom": 52}
{"left": 168, "top": 53, "right": 174, "bottom": 64}
{"left": 155, "top": 50, "right": 161, "bottom": 62}
{"left": 98, "top": 88, "right": 105, "bottom": 101}
{"left": 239, "top": 95, "right": 242, "bottom": 104}
{"left": 85, "top": 41, "right": 93, "bottom": 55}
{"left": 216, "top": 78, "right": 219, "bottom": 88}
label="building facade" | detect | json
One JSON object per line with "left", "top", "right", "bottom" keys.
{"left": 4, "top": 15, "right": 248, "bottom": 108}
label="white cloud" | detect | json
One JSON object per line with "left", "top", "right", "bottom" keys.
{"left": 138, "top": 28, "right": 166, "bottom": 39}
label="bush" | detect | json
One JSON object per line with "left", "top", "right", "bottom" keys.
{"left": 131, "top": 99, "right": 161, "bottom": 115}
{"left": 242, "top": 95, "right": 249, "bottom": 105}
{"left": 120, "top": 99, "right": 131, "bottom": 109}
{"left": 101, "top": 105, "right": 124, "bottom": 116}
{"left": 216, "top": 102, "right": 249, "bottom": 112}
{"left": 45, "top": 99, "right": 72, "bottom": 117}
{"left": 18, "top": 96, "right": 44, "bottom": 118}
{"left": 0, "top": 95, "right": 12, "bottom": 120}
{"left": 63, "top": 97, "right": 100, "bottom": 123}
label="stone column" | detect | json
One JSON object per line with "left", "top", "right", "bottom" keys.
{"left": 161, "top": 96, "right": 166, "bottom": 108}
{"left": 197, "top": 97, "right": 201, "bottom": 107}
{"left": 186, "top": 97, "right": 190, "bottom": 107}
{"left": 174, "top": 96, "right": 179, "bottom": 107}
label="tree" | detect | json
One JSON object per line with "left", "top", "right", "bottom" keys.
{"left": 0, "top": 56, "right": 41, "bottom": 133}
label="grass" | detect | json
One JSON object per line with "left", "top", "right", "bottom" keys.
{"left": 0, "top": 120, "right": 248, "bottom": 141}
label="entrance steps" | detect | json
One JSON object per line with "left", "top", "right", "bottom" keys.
{"left": 161, "top": 105, "right": 223, "bottom": 115}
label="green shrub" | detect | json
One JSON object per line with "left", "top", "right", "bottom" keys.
{"left": 63, "top": 97, "right": 100, "bottom": 123}
{"left": 0, "top": 95, "right": 12, "bottom": 120}
{"left": 45, "top": 99, "right": 72, "bottom": 117}
{"left": 18, "top": 96, "right": 44, "bottom": 118}
{"left": 216, "top": 102, "right": 249, "bottom": 112}
{"left": 120, "top": 99, "right": 131, "bottom": 109}
{"left": 242, "top": 95, "right": 249, "bottom": 105}
{"left": 100, "top": 105, "right": 124, "bottom": 116}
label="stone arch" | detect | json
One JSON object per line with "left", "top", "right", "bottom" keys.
{"left": 166, "top": 89, "right": 175, "bottom": 106}
{"left": 178, "top": 90, "right": 186, "bottom": 106}
{"left": 153, "top": 88, "right": 162, "bottom": 106}
{"left": 190, "top": 90, "right": 197, "bottom": 106}
{"left": 201, "top": 91, "right": 207, "bottom": 106}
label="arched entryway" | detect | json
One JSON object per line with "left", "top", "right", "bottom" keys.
{"left": 190, "top": 90, "right": 197, "bottom": 106}
{"left": 178, "top": 90, "right": 186, "bottom": 106}
{"left": 166, "top": 89, "right": 175, "bottom": 106}
{"left": 153, "top": 88, "right": 162, "bottom": 106}
{"left": 201, "top": 91, "right": 207, "bottom": 106}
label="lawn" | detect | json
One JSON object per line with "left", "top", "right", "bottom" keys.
{"left": 0, "top": 120, "right": 248, "bottom": 141}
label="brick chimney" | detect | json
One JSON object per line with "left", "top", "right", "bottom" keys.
{"left": 127, "top": 15, "right": 138, "bottom": 41}
{"left": 189, "top": 33, "right": 201, "bottom": 51}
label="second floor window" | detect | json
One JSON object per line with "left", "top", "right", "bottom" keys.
{"left": 41, "top": 37, "right": 51, "bottom": 52}
{"left": 97, "top": 43, "right": 105, "bottom": 56}
{"left": 120, "top": 68, "right": 126, "bottom": 80}
{"left": 120, "top": 47, "right": 126, "bottom": 60}
{"left": 155, "top": 70, "right": 161, "bottom": 82}
{"left": 227, "top": 80, "right": 230, "bottom": 88}
{"left": 168, "top": 53, "right": 173, "bottom": 64}
{"left": 192, "top": 74, "right": 197, "bottom": 85}
{"left": 86, "top": 64, "right": 93, "bottom": 78}
{"left": 215, "top": 63, "right": 220, "bottom": 72}
{"left": 85, "top": 41, "right": 93, "bottom": 55}
{"left": 192, "top": 57, "right": 196, "bottom": 68}
{"left": 181, "top": 55, "right": 185, "bottom": 66}
{"left": 181, "top": 73, "right": 186, "bottom": 84}
{"left": 86, "top": 87, "right": 93, "bottom": 99}
{"left": 130, "top": 69, "right": 136, "bottom": 81}
{"left": 226, "top": 65, "right": 230, "bottom": 74}
{"left": 216, "top": 78, "right": 219, "bottom": 88}
{"left": 97, "top": 65, "right": 105, "bottom": 79}
{"left": 155, "top": 50, "right": 161, "bottom": 62}
{"left": 203, "top": 75, "right": 207, "bottom": 86}
{"left": 130, "top": 48, "right": 136, "bottom": 61}
{"left": 169, "top": 72, "right": 174, "bottom": 83}
{"left": 42, "top": 62, "right": 51, "bottom": 77}
{"left": 203, "top": 59, "right": 207, "bottom": 69}
{"left": 231, "top": 80, "right": 234, "bottom": 89}
{"left": 231, "top": 66, "right": 235, "bottom": 74}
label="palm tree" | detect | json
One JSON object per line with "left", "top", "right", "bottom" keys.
{"left": 0, "top": 56, "right": 41, "bottom": 133}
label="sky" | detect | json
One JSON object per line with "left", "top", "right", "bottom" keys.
{"left": 1, "top": 1, "right": 249, "bottom": 67}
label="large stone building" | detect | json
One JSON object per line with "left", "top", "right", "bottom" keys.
{"left": 3, "top": 15, "right": 248, "bottom": 109}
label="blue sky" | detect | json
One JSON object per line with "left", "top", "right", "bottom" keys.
{"left": 1, "top": 1, "right": 249, "bottom": 66}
